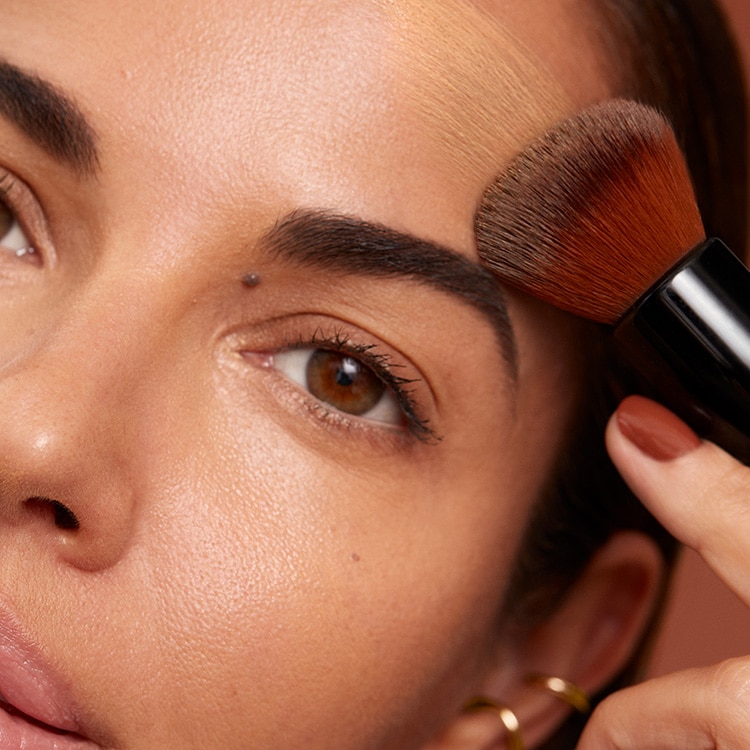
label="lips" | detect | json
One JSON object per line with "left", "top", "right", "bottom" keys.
{"left": 0, "top": 605, "right": 100, "bottom": 749}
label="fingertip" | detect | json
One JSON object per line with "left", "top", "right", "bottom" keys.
{"left": 606, "top": 398, "right": 750, "bottom": 567}
{"left": 610, "top": 396, "right": 702, "bottom": 462}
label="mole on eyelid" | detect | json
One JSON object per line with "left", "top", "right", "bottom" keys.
{"left": 242, "top": 272, "right": 262, "bottom": 288}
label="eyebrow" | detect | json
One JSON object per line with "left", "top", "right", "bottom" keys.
{"left": 261, "top": 210, "right": 518, "bottom": 377}
{"left": 0, "top": 59, "right": 99, "bottom": 175}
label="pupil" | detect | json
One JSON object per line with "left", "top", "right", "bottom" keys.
{"left": 335, "top": 358, "right": 358, "bottom": 387}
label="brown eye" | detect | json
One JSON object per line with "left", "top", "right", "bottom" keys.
{"left": 306, "top": 350, "right": 385, "bottom": 416}
{"left": 272, "top": 347, "right": 402, "bottom": 425}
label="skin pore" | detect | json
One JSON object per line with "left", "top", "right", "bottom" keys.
{"left": 0, "top": 1, "right": 658, "bottom": 748}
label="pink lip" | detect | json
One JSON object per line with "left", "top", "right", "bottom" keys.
{"left": 0, "top": 603, "right": 99, "bottom": 748}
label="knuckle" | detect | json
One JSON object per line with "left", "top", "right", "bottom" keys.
{"left": 692, "top": 451, "right": 750, "bottom": 536}
{"left": 706, "top": 452, "right": 750, "bottom": 507}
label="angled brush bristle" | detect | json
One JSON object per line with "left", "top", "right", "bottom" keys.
{"left": 474, "top": 99, "right": 705, "bottom": 323}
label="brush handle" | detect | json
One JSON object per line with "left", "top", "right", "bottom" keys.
{"left": 615, "top": 238, "right": 750, "bottom": 463}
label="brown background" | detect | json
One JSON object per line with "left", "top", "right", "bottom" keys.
{"left": 646, "top": 0, "right": 750, "bottom": 677}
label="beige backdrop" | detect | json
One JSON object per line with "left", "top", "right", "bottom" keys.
{"left": 647, "top": 0, "right": 750, "bottom": 678}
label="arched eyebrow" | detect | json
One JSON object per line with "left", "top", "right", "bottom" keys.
{"left": 0, "top": 59, "right": 99, "bottom": 176}
{"left": 260, "top": 209, "right": 518, "bottom": 378}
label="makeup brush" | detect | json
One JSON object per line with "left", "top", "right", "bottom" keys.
{"left": 475, "top": 98, "right": 750, "bottom": 460}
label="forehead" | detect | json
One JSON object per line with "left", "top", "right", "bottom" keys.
{"left": 383, "top": 0, "right": 571, "bottom": 184}
{"left": 0, "top": 0, "right": 578, "bottom": 248}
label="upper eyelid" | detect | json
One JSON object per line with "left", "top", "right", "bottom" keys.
{"left": 236, "top": 313, "right": 430, "bottom": 390}
{"left": 261, "top": 210, "right": 518, "bottom": 379}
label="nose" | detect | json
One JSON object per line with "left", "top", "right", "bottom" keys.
{"left": 0, "top": 299, "right": 147, "bottom": 572}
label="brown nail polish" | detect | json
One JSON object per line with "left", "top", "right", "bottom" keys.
{"left": 616, "top": 395, "right": 702, "bottom": 461}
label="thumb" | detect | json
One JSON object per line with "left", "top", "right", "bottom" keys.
{"left": 576, "top": 659, "right": 750, "bottom": 749}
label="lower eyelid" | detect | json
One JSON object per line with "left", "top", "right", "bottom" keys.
{"left": 278, "top": 379, "right": 408, "bottom": 448}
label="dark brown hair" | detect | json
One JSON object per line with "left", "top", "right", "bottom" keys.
{"left": 499, "top": 2, "right": 747, "bottom": 747}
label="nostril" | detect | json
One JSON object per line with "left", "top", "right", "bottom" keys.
{"left": 25, "top": 497, "right": 80, "bottom": 531}
{"left": 52, "top": 501, "right": 79, "bottom": 530}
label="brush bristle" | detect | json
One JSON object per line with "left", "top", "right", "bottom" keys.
{"left": 474, "top": 99, "right": 705, "bottom": 323}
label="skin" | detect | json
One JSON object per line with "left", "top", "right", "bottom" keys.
{"left": 0, "top": 0, "right": 641, "bottom": 747}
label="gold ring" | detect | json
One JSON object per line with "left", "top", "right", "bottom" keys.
{"left": 465, "top": 697, "right": 524, "bottom": 750}
{"left": 525, "top": 673, "right": 590, "bottom": 713}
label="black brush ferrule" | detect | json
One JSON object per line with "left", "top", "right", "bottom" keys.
{"left": 614, "top": 238, "right": 750, "bottom": 462}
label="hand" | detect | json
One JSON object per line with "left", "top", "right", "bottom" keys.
{"left": 577, "top": 395, "right": 750, "bottom": 749}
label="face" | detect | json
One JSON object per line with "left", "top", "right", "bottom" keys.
{"left": 0, "top": 1, "right": 610, "bottom": 747}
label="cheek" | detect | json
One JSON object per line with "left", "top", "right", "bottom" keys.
{"left": 49, "top": 282, "right": 577, "bottom": 748}
{"left": 154, "top": 400, "right": 564, "bottom": 747}
{"left": 119, "top": 384, "right": 548, "bottom": 746}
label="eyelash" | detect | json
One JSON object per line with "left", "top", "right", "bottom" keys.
{"left": 272, "top": 328, "right": 439, "bottom": 444}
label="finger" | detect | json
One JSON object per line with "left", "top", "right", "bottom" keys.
{"left": 606, "top": 395, "right": 750, "bottom": 603}
{"left": 577, "top": 658, "right": 750, "bottom": 749}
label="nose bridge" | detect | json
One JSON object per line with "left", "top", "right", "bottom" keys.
{"left": 9, "top": 268, "right": 163, "bottom": 408}
{"left": 0, "top": 270, "right": 166, "bottom": 570}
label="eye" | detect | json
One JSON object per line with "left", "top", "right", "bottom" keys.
{"left": 273, "top": 347, "right": 402, "bottom": 425}
{"left": 244, "top": 326, "right": 438, "bottom": 443}
{"left": 0, "top": 195, "right": 36, "bottom": 264}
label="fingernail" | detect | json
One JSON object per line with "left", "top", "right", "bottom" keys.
{"left": 616, "top": 395, "right": 701, "bottom": 461}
